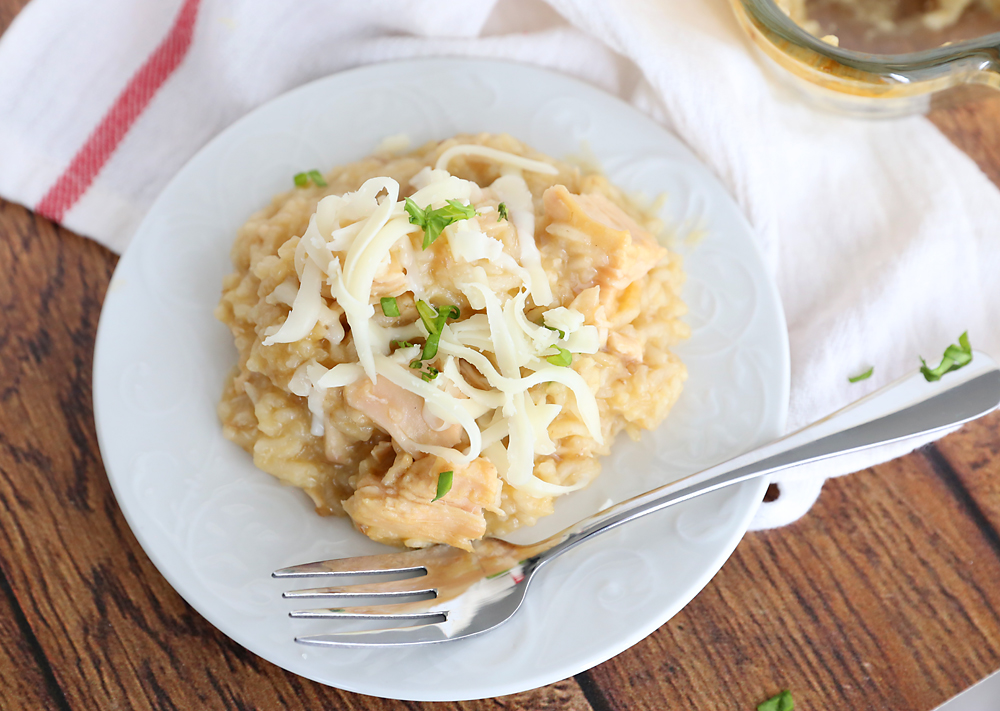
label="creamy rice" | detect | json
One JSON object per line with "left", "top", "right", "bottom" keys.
{"left": 216, "top": 134, "right": 688, "bottom": 550}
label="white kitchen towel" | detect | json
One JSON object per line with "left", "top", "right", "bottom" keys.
{"left": 0, "top": 0, "right": 997, "bottom": 529}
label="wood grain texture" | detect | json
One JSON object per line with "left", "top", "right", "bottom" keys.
{"left": 0, "top": 566, "right": 68, "bottom": 711}
{"left": 0, "top": 0, "right": 24, "bottom": 35}
{"left": 933, "top": 413, "right": 1000, "bottom": 552}
{"left": 930, "top": 97, "right": 1000, "bottom": 188}
{"left": 585, "top": 451, "right": 1000, "bottom": 710}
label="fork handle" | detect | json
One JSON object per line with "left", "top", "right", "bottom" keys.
{"left": 532, "top": 352, "right": 1000, "bottom": 563}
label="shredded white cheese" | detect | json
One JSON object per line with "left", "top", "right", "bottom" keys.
{"left": 542, "top": 306, "right": 585, "bottom": 334}
{"left": 491, "top": 174, "right": 553, "bottom": 306}
{"left": 266, "top": 145, "right": 609, "bottom": 496}
{"left": 289, "top": 361, "right": 333, "bottom": 436}
{"left": 316, "top": 363, "right": 365, "bottom": 389}
{"left": 435, "top": 145, "right": 559, "bottom": 176}
{"left": 408, "top": 173, "right": 475, "bottom": 209}
{"left": 262, "top": 259, "right": 323, "bottom": 345}
{"left": 266, "top": 279, "right": 298, "bottom": 307}
{"left": 376, "top": 133, "right": 411, "bottom": 154}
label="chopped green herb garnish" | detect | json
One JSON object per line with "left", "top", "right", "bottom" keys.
{"left": 920, "top": 331, "right": 973, "bottom": 382}
{"left": 422, "top": 332, "right": 441, "bottom": 361}
{"left": 393, "top": 340, "right": 413, "bottom": 349}
{"left": 546, "top": 346, "right": 572, "bottom": 367}
{"left": 416, "top": 300, "right": 441, "bottom": 334}
{"left": 497, "top": 202, "right": 508, "bottom": 221}
{"left": 432, "top": 470, "right": 454, "bottom": 501}
{"left": 409, "top": 301, "right": 460, "bottom": 364}
{"left": 541, "top": 322, "right": 566, "bottom": 339}
{"left": 410, "top": 360, "right": 439, "bottom": 381}
{"left": 404, "top": 197, "right": 477, "bottom": 249}
{"left": 757, "top": 690, "right": 793, "bottom": 711}
{"left": 294, "top": 170, "right": 327, "bottom": 188}
{"left": 486, "top": 568, "right": 512, "bottom": 580}
{"left": 380, "top": 296, "right": 400, "bottom": 318}
{"left": 415, "top": 300, "right": 459, "bottom": 338}
{"left": 848, "top": 366, "right": 874, "bottom": 383}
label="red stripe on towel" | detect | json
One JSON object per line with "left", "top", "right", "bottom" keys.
{"left": 35, "top": 0, "right": 201, "bottom": 223}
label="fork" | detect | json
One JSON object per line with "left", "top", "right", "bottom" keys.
{"left": 274, "top": 352, "right": 1000, "bottom": 647}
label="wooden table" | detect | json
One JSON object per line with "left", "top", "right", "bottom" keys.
{"left": 2, "top": 2, "right": 1000, "bottom": 708}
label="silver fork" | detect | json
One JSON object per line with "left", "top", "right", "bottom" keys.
{"left": 274, "top": 352, "right": 1000, "bottom": 647}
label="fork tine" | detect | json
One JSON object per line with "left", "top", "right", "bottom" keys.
{"left": 295, "top": 623, "right": 453, "bottom": 647}
{"left": 289, "top": 606, "right": 446, "bottom": 621}
{"left": 282, "top": 577, "right": 436, "bottom": 599}
{"left": 272, "top": 550, "right": 429, "bottom": 578}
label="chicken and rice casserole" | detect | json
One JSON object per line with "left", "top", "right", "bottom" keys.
{"left": 216, "top": 134, "right": 688, "bottom": 551}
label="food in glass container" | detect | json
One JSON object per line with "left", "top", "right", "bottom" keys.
{"left": 215, "top": 134, "right": 688, "bottom": 551}
{"left": 732, "top": 0, "right": 1000, "bottom": 116}
{"left": 776, "top": 0, "right": 1000, "bottom": 53}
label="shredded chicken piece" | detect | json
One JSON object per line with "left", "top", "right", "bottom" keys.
{"left": 608, "top": 330, "right": 644, "bottom": 363}
{"left": 343, "top": 447, "right": 501, "bottom": 550}
{"left": 344, "top": 376, "right": 463, "bottom": 455}
{"left": 543, "top": 185, "right": 667, "bottom": 293}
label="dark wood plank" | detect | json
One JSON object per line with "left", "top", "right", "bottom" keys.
{"left": 585, "top": 451, "right": 1000, "bottom": 710}
{"left": 930, "top": 96, "right": 1000, "bottom": 190}
{"left": 0, "top": 567, "right": 68, "bottom": 711}
{"left": 0, "top": 198, "right": 593, "bottom": 710}
{"left": 932, "top": 412, "right": 1000, "bottom": 543}
{"left": 0, "top": 0, "right": 27, "bottom": 35}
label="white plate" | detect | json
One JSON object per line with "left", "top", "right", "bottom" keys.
{"left": 93, "top": 59, "right": 789, "bottom": 701}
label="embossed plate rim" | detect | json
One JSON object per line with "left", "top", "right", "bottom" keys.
{"left": 93, "top": 58, "right": 790, "bottom": 701}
